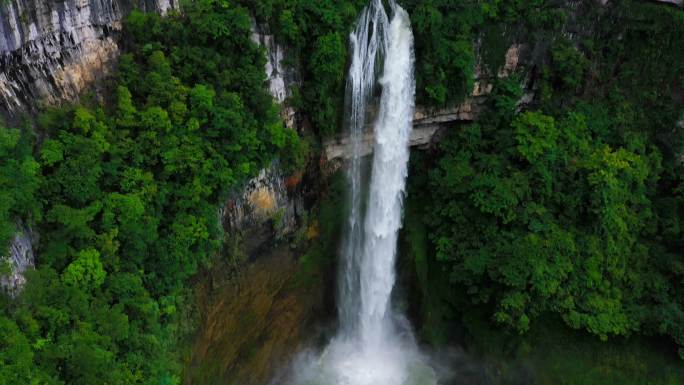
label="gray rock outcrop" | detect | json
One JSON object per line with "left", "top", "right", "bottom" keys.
{"left": 221, "top": 164, "right": 300, "bottom": 236}
{"left": 1, "top": 224, "right": 35, "bottom": 296}
{"left": 323, "top": 44, "right": 532, "bottom": 161}
{"left": 0, "top": 0, "right": 177, "bottom": 117}
{"left": 250, "top": 21, "right": 300, "bottom": 130}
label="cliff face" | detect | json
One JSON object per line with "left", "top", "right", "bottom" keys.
{"left": 323, "top": 43, "right": 533, "bottom": 162}
{"left": 219, "top": 24, "right": 304, "bottom": 248}
{"left": 0, "top": 0, "right": 177, "bottom": 294}
{"left": 0, "top": 224, "right": 34, "bottom": 295}
{"left": 221, "top": 163, "right": 303, "bottom": 250}
{"left": 185, "top": 242, "right": 325, "bottom": 385}
{"left": 250, "top": 22, "right": 300, "bottom": 130}
{"left": 0, "top": 0, "right": 177, "bottom": 118}
{"left": 0, "top": 1, "right": 307, "bottom": 298}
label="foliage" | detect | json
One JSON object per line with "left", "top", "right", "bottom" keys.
{"left": 0, "top": 1, "right": 307, "bottom": 383}
{"left": 411, "top": 0, "right": 684, "bottom": 356}
{"left": 463, "top": 313, "right": 684, "bottom": 385}
{"left": 426, "top": 108, "right": 658, "bottom": 338}
{"left": 400, "top": 0, "right": 482, "bottom": 105}
{"left": 400, "top": 0, "right": 567, "bottom": 106}
{"left": 62, "top": 249, "right": 106, "bottom": 290}
{"left": 232, "top": 0, "right": 571, "bottom": 133}
{"left": 0, "top": 123, "right": 39, "bottom": 259}
{"left": 0, "top": 0, "right": 681, "bottom": 383}
{"left": 235, "top": 0, "right": 366, "bottom": 137}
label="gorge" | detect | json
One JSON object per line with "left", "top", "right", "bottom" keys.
{"left": 1, "top": 1, "right": 683, "bottom": 385}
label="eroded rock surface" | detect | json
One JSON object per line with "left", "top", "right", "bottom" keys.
{"left": 221, "top": 164, "right": 302, "bottom": 251}
{"left": 185, "top": 243, "right": 324, "bottom": 385}
{"left": 0, "top": 0, "right": 177, "bottom": 117}
{"left": 1, "top": 224, "right": 35, "bottom": 295}
{"left": 323, "top": 43, "right": 531, "bottom": 161}
{"left": 250, "top": 22, "right": 300, "bottom": 130}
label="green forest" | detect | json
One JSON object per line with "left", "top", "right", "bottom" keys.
{"left": 0, "top": 0, "right": 683, "bottom": 384}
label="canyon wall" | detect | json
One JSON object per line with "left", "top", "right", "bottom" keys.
{"left": 0, "top": 0, "right": 179, "bottom": 295}
{"left": 324, "top": 43, "right": 534, "bottom": 161}
{"left": 0, "top": 0, "right": 177, "bottom": 118}
{"left": 0, "top": 224, "right": 34, "bottom": 295}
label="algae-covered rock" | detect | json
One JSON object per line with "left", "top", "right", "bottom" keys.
{"left": 184, "top": 243, "right": 325, "bottom": 385}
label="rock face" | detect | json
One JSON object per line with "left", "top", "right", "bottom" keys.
{"left": 598, "top": 0, "right": 682, "bottom": 6}
{"left": 185, "top": 243, "right": 325, "bottom": 385}
{"left": 323, "top": 44, "right": 531, "bottom": 161}
{"left": 250, "top": 22, "right": 300, "bottom": 130}
{"left": 219, "top": 22, "right": 305, "bottom": 248}
{"left": 221, "top": 163, "right": 302, "bottom": 246}
{"left": 185, "top": 29, "right": 314, "bottom": 385}
{"left": 0, "top": 0, "right": 177, "bottom": 118}
{"left": 1, "top": 224, "right": 35, "bottom": 295}
{"left": 646, "top": 0, "right": 682, "bottom": 6}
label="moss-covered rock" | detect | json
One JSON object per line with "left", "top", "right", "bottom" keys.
{"left": 184, "top": 243, "right": 325, "bottom": 385}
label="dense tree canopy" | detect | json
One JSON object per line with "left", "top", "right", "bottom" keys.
{"left": 0, "top": 0, "right": 682, "bottom": 384}
{"left": 0, "top": 1, "right": 306, "bottom": 383}
{"left": 235, "top": 0, "right": 368, "bottom": 136}
{"left": 408, "top": 0, "right": 684, "bottom": 357}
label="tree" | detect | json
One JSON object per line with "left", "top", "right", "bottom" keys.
{"left": 0, "top": 317, "right": 35, "bottom": 385}
{"left": 0, "top": 124, "right": 39, "bottom": 254}
{"left": 62, "top": 249, "right": 106, "bottom": 291}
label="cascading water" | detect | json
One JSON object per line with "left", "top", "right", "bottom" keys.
{"left": 358, "top": 0, "right": 415, "bottom": 351}
{"left": 284, "top": 1, "right": 436, "bottom": 384}
{"left": 338, "top": 0, "right": 389, "bottom": 338}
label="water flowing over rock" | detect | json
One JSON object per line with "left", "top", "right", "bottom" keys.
{"left": 284, "top": 2, "right": 436, "bottom": 384}
{"left": 357, "top": 3, "right": 415, "bottom": 349}
{"left": 1, "top": 224, "right": 35, "bottom": 296}
{"left": 338, "top": 0, "right": 390, "bottom": 337}
{"left": 323, "top": 42, "right": 532, "bottom": 162}
{"left": 0, "top": 0, "right": 177, "bottom": 117}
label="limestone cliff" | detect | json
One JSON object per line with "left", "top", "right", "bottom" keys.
{"left": 221, "top": 163, "right": 303, "bottom": 250}
{"left": 0, "top": 223, "right": 34, "bottom": 295}
{"left": 0, "top": 0, "right": 177, "bottom": 118}
{"left": 323, "top": 43, "right": 534, "bottom": 161}
{"left": 250, "top": 22, "right": 300, "bottom": 130}
{"left": 0, "top": 0, "right": 180, "bottom": 295}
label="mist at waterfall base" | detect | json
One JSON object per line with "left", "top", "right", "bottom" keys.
{"left": 277, "top": 2, "right": 438, "bottom": 384}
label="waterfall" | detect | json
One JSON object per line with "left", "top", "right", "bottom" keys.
{"left": 338, "top": 0, "right": 389, "bottom": 337}
{"left": 358, "top": 2, "right": 415, "bottom": 350}
{"left": 284, "top": 1, "right": 436, "bottom": 384}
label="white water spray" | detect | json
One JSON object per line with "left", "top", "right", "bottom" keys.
{"left": 358, "top": 2, "right": 415, "bottom": 350}
{"left": 338, "top": 0, "right": 389, "bottom": 337}
{"left": 284, "top": 2, "right": 436, "bottom": 384}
